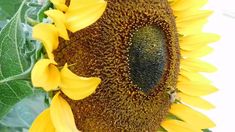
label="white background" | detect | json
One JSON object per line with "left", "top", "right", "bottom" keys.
{"left": 200, "top": 0, "right": 235, "bottom": 131}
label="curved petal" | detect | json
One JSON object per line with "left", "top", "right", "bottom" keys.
{"left": 179, "top": 33, "right": 220, "bottom": 51}
{"left": 66, "top": 0, "right": 107, "bottom": 32}
{"left": 170, "top": 0, "right": 207, "bottom": 11}
{"left": 177, "top": 81, "right": 218, "bottom": 96}
{"left": 32, "top": 23, "right": 59, "bottom": 60}
{"left": 177, "top": 20, "right": 208, "bottom": 35}
{"left": 181, "top": 46, "right": 213, "bottom": 58}
{"left": 45, "top": 10, "right": 69, "bottom": 40}
{"left": 50, "top": 0, "right": 68, "bottom": 12}
{"left": 174, "top": 10, "right": 211, "bottom": 21}
{"left": 161, "top": 119, "right": 202, "bottom": 132}
{"left": 179, "top": 70, "right": 211, "bottom": 83}
{"left": 60, "top": 64, "right": 101, "bottom": 100}
{"left": 178, "top": 93, "right": 215, "bottom": 110}
{"left": 50, "top": 92, "right": 79, "bottom": 132}
{"left": 176, "top": 11, "right": 213, "bottom": 35}
{"left": 29, "top": 108, "right": 55, "bottom": 132}
{"left": 169, "top": 104, "right": 215, "bottom": 129}
{"left": 31, "top": 59, "right": 60, "bottom": 91}
{"left": 181, "top": 58, "right": 217, "bottom": 73}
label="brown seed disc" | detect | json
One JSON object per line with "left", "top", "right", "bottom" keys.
{"left": 55, "top": 0, "right": 180, "bottom": 131}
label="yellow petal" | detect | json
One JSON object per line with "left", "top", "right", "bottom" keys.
{"left": 32, "top": 23, "right": 59, "bottom": 60}
{"left": 181, "top": 46, "right": 213, "bottom": 58}
{"left": 178, "top": 93, "right": 215, "bottom": 110}
{"left": 31, "top": 59, "right": 60, "bottom": 91}
{"left": 50, "top": 0, "right": 68, "bottom": 12}
{"left": 169, "top": 104, "right": 215, "bottom": 129}
{"left": 179, "top": 70, "right": 211, "bottom": 83}
{"left": 30, "top": 108, "right": 55, "bottom": 132}
{"left": 175, "top": 10, "right": 211, "bottom": 21}
{"left": 181, "top": 58, "right": 217, "bottom": 73}
{"left": 176, "top": 11, "right": 212, "bottom": 35}
{"left": 45, "top": 10, "right": 69, "bottom": 40}
{"left": 161, "top": 119, "right": 202, "bottom": 132}
{"left": 177, "top": 21, "right": 208, "bottom": 35}
{"left": 66, "top": 0, "right": 107, "bottom": 32}
{"left": 176, "top": 10, "right": 212, "bottom": 23}
{"left": 60, "top": 64, "right": 101, "bottom": 100}
{"left": 171, "top": 0, "right": 207, "bottom": 11}
{"left": 168, "top": 0, "right": 175, "bottom": 3}
{"left": 68, "top": 0, "right": 106, "bottom": 11}
{"left": 179, "top": 33, "right": 220, "bottom": 51}
{"left": 50, "top": 92, "right": 79, "bottom": 132}
{"left": 177, "top": 81, "right": 218, "bottom": 96}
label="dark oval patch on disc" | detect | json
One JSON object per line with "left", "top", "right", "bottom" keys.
{"left": 129, "top": 26, "right": 167, "bottom": 93}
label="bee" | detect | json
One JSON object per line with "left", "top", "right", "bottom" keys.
{"left": 166, "top": 86, "right": 178, "bottom": 103}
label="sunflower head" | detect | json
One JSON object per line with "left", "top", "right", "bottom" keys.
{"left": 55, "top": 0, "right": 180, "bottom": 131}
{"left": 29, "top": 0, "right": 219, "bottom": 131}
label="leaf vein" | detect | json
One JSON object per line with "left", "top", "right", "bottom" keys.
{"left": 5, "top": 83, "right": 21, "bottom": 101}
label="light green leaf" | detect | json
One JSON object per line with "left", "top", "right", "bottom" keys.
{"left": 0, "top": 0, "right": 36, "bottom": 119}
{"left": 0, "top": 123, "right": 25, "bottom": 132}
{"left": 0, "top": 20, "right": 8, "bottom": 31}
{"left": 25, "top": 0, "right": 52, "bottom": 25}
{"left": 0, "top": 90, "right": 48, "bottom": 128}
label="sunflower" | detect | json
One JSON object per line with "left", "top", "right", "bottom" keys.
{"left": 29, "top": 0, "right": 220, "bottom": 132}
{"left": 29, "top": 0, "right": 107, "bottom": 131}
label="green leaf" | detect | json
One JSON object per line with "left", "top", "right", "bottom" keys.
{"left": 0, "top": 90, "right": 48, "bottom": 128}
{"left": 0, "top": 0, "right": 24, "bottom": 20}
{"left": 202, "top": 129, "right": 212, "bottom": 132}
{"left": 0, "top": 20, "right": 8, "bottom": 31}
{"left": 25, "top": 0, "right": 52, "bottom": 25}
{"left": 37, "top": 0, "right": 52, "bottom": 22}
{"left": 0, "top": 124, "right": 25, "bottom": 132}
{"left": 0, "top": 0, "right": 36, "bottom": 119}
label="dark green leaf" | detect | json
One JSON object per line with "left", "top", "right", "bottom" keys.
{"left": 0, "top": 0, "right": 36, "bottom": 119}
{"left": 37, "top": 0, "right": 52, "bottom": 21}
{"left": 202, "top": 129, "right": 212, "bottom": 132}
{"left": 0, "top": 0, "right": 24, "bottom": 20}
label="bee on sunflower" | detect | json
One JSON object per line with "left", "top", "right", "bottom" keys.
{"left": 29, "top": 0, "right": 220, "bottom": 132}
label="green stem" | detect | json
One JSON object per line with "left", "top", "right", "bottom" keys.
{"left": 27, "top": 2, "right": 42, "bottom": 7}
{"left": 26, "top": 17, "right": 39, "bottom": 26}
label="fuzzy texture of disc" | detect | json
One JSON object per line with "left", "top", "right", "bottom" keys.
{"left": 55, "top": 0, "right": 180, "bottom": 131}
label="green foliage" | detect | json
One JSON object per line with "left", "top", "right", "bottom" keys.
{"left": 0, "top": 0, "right": 40, "bottom": 119}
{"left": 0, "top": 124, "right": 25, "bottom": 132}
{"left": 0, "top": 0, "right": 24, "bottom": 20}
{"left": 0, "top": 90, "right": 48, "bottom": 130}
{"left": 0, "top": 0, "right": 51, "bottom": 28}
{"left": 26, "top": 0, "right": 52, "bottom": 23}
{"left": 0, "top": 20, "right": 8, "bottom": 31}
{"left": 0, "top": 0, "right": 52, "bottom": 130}
{"left": 203, "top": 129, "right": 212, "bottom": 132}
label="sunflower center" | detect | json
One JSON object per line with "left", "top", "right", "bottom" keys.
{"left": 129, "top": 26, "right": 167, "bottom": 93}
{"left": 55, "top": 0, "right": 180, "bottom": 131}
